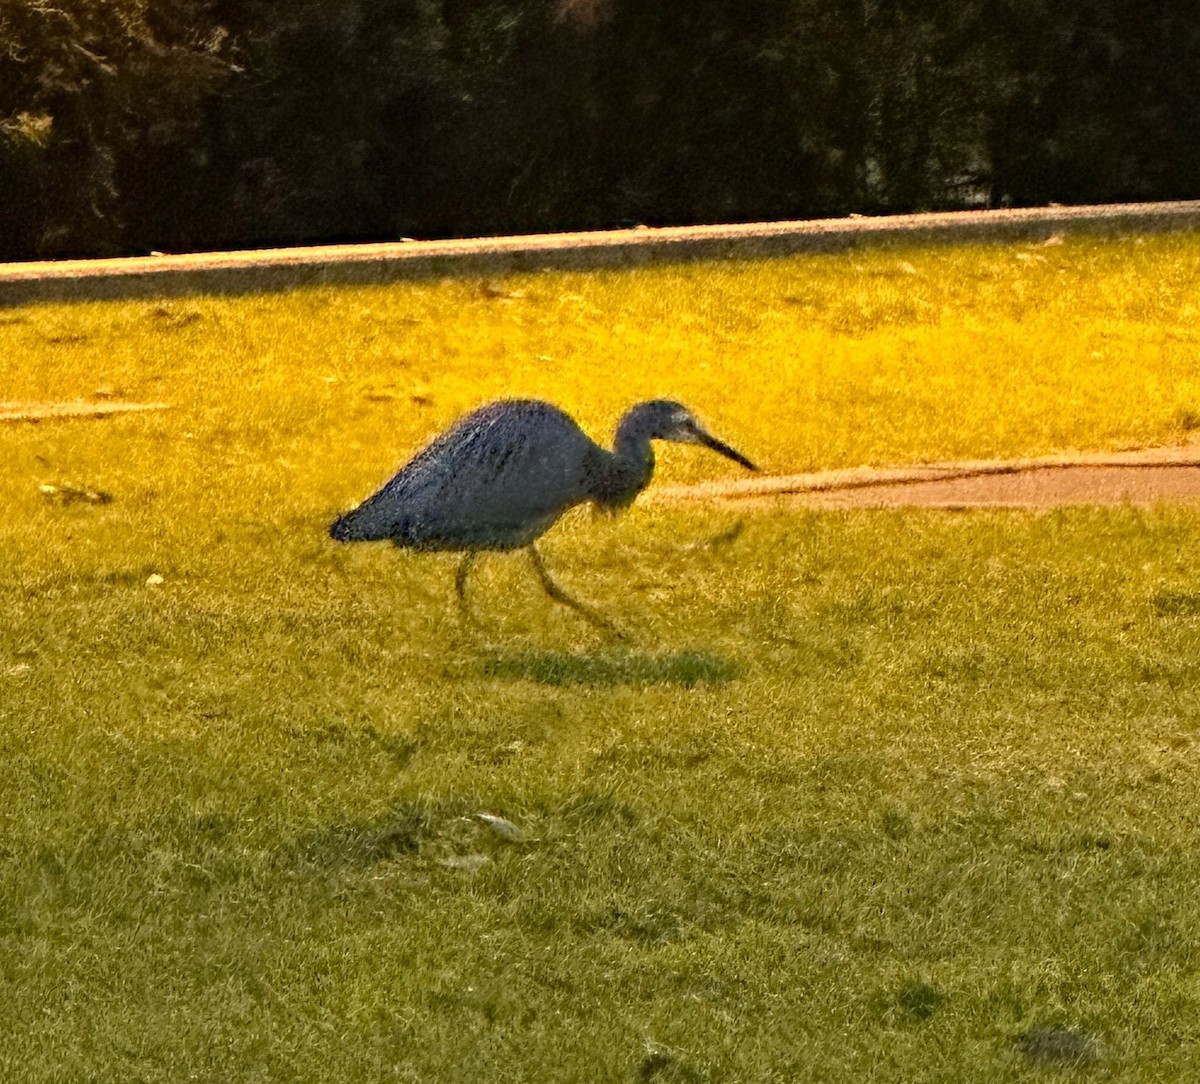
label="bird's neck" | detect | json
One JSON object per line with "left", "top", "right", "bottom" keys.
{"left": 604, "top": 421, "right": 656, "bottom": 506}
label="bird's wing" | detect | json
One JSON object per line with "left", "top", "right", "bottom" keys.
{"left": 341, "top": 402, "right": 595, "bottom": 547}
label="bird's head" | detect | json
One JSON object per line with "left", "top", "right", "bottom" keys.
{"left": 630, "top": 400, "right": 758, "bottom": 471}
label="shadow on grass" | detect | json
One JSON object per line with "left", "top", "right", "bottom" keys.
{"left": 1151, "top": 590, "right": 1200, "bottom": 617}
{"left": 290, "top": 803, "right": 436, "bottom": 869}
{"left": 480, "top": 650, "right": 741, "bottom": 688}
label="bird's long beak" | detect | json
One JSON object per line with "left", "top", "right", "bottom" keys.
{"left": 695, "top": 426, "right": 758, "bottom": 472}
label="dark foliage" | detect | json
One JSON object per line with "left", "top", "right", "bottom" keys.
{"left": 0, "top": 0, "right": 233, "bottom": 256}
{"left": 0, "top": 0, "right": 1196, "bottom": 259}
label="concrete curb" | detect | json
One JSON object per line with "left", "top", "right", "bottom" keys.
{"left": 2, "top": 200, "right": 1199, "bottom": 306}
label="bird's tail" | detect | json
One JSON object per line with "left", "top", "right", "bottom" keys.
{"left": 328, "top": 513, "right": 356, "bottom": 542}
{"left": 329, "top": 501, "right": 393, "bottom": 542}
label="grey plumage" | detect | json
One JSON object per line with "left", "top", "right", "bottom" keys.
{"left": 329, "top": 398, "right": 756, "bottom": 631}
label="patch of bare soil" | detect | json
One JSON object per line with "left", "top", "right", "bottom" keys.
{"left": 1, "top": 401, "right": 170, "bottom": 422}
{"left": 654, "top": 443, "right": 1200, "bottom": 509}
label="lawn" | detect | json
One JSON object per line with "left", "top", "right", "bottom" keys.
{"left": 2, "top": 232, "right": 1200, "bottom": 1080}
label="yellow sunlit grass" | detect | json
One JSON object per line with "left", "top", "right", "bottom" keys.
{"left": 3, "top": 232, "right": 1200, "bottom": 1080}
{"left": 2, "top": 232, "right": 1198, "bottom": 534}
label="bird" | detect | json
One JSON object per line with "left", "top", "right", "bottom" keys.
{"left": 328, "top": 398, "right": 757, "bottom": 633}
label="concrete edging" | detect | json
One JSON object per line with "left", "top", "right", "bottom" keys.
{"left": 1, "top": 200, "right": 1199, "bottom": 306}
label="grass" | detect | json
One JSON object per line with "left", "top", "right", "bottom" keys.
{"left": 2, "top": 231, "right": 1200, "bottom": 1080}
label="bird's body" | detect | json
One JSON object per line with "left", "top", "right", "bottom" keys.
{"left": 330, "top": 400, "right": 651, "bottom": 550}
{"left": 329, "top": 398, "right": 755, "bottom": 632}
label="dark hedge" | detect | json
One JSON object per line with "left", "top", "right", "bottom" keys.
{"left": 1, "top": 0, "right": 1197, "bottom": 259}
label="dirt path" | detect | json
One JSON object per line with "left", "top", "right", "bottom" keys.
{"left": 1, "top": 401, "right": 170, "bottom": 423}
{"left": 653, "top": 442, "right": 1200, "bottom": 509}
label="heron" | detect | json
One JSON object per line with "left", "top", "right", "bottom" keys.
{"left": 328, "top": 398, "right": 757, "bottom": 633}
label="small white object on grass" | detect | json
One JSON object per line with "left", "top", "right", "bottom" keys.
{"left": 472, "top": 813, "right": 526, "bottom": 843}
{"left": 145, "top": 573, "right": 165, "bottom": 587}
{"left": 38, "top": 482, "right": 113, "bottom": 505}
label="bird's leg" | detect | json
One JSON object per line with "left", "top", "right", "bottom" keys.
{"left": 455, "top": 551, "right": 483, "bottom": 630}
{"left": 527, "top": 545, "right": 625, "bottom": 640}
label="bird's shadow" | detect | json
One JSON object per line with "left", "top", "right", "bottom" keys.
{"left": 478, "top": 649, "right": 741, "bottom": 688}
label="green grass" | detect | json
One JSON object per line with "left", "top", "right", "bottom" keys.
{"left": 2, "top": 232, "right": 1200, "bottom": 1080}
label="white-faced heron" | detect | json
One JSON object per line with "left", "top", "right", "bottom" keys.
{"left": 329, "top": 398, "right": 756, "bottom": 632}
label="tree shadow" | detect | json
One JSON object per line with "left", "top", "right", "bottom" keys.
{"left": 289, "top": 803, "right": 436, "bottom": 870}
{"left": 1151, "top": 590, "right": 1200, "bottom": 617}
{"left": 479, "top": 649, "right": 741, "bottom": 688}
